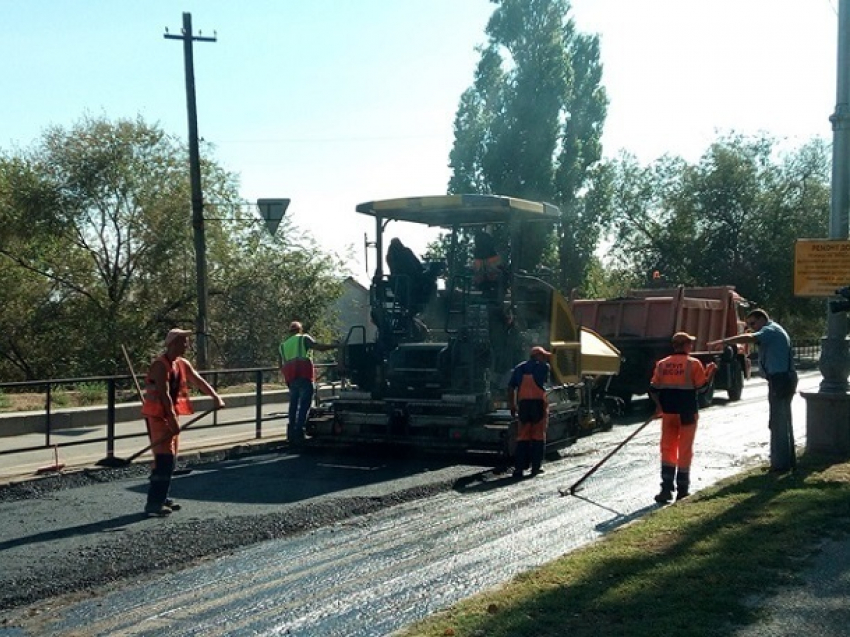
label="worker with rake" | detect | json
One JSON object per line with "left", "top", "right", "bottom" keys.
{"left": 649, "top": 332, "right": 716, "bottom": 504}
{"left": 141, "top": 328, "right": 226, "bottom": 517}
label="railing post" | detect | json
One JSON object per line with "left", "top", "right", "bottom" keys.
{"left": 255, "top": 369, "right": 263, "bottom": 439}
{"left": 45, "top": 382, "right": 52, "bottom": 447}
{"left": 214, "top": 371, "right": 220, "bottom": 424}
{"left": 104, "top": 377, "right": 117, "bottom": 461}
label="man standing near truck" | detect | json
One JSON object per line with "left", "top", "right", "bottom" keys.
{"left": 708, "top": 309, "right": 796, "bottom": 473}
{"left": 649, "top": 332, "right": 716, "bottom": 503}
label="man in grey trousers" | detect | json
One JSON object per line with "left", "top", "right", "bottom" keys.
{"left": 709, "top": 308, "right": 796, "bottom": 472}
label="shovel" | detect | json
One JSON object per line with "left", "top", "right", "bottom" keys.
{"left": 559, "top": 413, "right": 656, "bottom": 496}
{"left": 97, "top": 409, "right": 214, "bottom": 468}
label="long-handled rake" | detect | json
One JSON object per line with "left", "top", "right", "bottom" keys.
{"left": 559, "top": 413, "right": 656, "bottom": 496}
{"left": 96, "top": 345, "right": 210, "bottom": 469}
{"left": 96, "top": 409, "right": 214, "bottom": 468}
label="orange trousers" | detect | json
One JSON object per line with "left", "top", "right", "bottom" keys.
{"left": 659, "top": 413, "right": 697, "bottom": 470}
{"left": 147, "top": 416, "right": 180, "bottom": 456}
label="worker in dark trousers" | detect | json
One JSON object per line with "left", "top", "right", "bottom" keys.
{"left": 649, "top": 332, "right": 716, "bottom": 503}
{"left": 141, "top": 329, "right": 226, "bottom": 517}
{"left": 507, "top": 346, "right": 551, "bottom": 478}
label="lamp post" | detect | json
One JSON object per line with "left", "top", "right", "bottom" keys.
{"left": 805, "top": 0, "right": 850, "bottom": 456}
{"left": 819, "top": 0, "right": 850, "bottom": 394}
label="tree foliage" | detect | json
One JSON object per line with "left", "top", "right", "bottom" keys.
{"left": 601, "top": 134, "right": 831, "bottom": 336}
{"left": 446, "top": 0, "right": 608, "bottom": 288}
{"left": 0, "top": 115, "right": 344, "bottom": 380}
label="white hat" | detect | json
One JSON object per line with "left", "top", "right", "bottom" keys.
{"left": 165, "top": 328, "right": 192, "bottom": 346}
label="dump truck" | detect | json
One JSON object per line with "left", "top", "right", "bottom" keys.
{"left": 570, "top": 286, "right": 750, "bottom": 407}
{"left": 306, "top": 194, "right": 622, "bottom": 456}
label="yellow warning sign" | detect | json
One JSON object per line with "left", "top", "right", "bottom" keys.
{"left": 794, "top": 239, "right": 850, "bottom": 297}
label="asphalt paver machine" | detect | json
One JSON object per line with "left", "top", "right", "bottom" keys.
{"left": 307, "top": 194, "right": 621, "bottom": 457}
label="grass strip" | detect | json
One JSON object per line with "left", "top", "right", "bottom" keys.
{"left": 398, "top": 455, "right": 850, "bottom": 637}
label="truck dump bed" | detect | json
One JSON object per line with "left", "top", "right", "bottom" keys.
{"left": 569, "top": 286, "right": 749, "bottom": 404}
{"left": 571, "top": 286, "right": 740, "bottom": 352}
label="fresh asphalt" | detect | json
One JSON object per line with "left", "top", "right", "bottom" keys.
{"left": 0, "top": 372, "right": 848, "bottom": 636}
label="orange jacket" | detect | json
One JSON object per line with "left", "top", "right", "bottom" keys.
{"left": 472, "top": 255, "right": 502, "bottom": 284}
{"left": 650, "top": 353, "right": 708, "bottom": 416}
{"left": 141, "top": 355, "right": 194, "bottom": 418}
{"left": 650, "top": 354, "right": 707, "bottom": 390}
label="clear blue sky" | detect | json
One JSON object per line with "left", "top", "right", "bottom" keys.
{"left": 0, "top": 0, "right": 839, "bottom": 279}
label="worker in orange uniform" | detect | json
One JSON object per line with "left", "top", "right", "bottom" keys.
{"left": 649, "top": 332, "right": 716, "bottom": 504}
{"left": 141, "top": 328, "right": 226, "bottom": 517}
{"left": 471, "top": 230, "right": 504, "bottom": 298}
{"left": 507, "top": 346, "right": 552, "bottom": 479}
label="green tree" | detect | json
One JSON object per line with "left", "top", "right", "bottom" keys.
{"left": 447, "top": 0, "right": 608, "bottom": 288}
{"left": 0, "top": 115, "right": 346, "bottom": 380}
{"left": 207, "top": 211, "right": 346, "bottom": 370}
{"left": 603, "top": 134, "right": 830, "bottom": 334}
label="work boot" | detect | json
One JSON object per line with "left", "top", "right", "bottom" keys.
{"left": 676, "top": 470, "right": 691, "bottom": 501}
{"left": 145, "top": 503, "right": 172, "bottom": 517}
{"left": 655, "top": 465, "right": 675, "bottom": 504}
{"left": 654, "top": 486, "right": 674, "bottom": 504}
{"left": 164, "top": 498, "right": 181, "bottom": 511}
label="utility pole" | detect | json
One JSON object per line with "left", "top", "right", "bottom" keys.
{"left": 165, "top": 13, "right": 216, "bottom": 370}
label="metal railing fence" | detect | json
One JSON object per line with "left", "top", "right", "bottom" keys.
{"left": 0, "top": 364, "right": 338, "bottom": 463}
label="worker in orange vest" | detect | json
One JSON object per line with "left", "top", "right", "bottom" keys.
{"left": 507, "top": 346, "right": 551, "bottom": 478}
{"left": 141, "top": 328, "right": 226, "bottom": 517}
{"left": 649, "top": 332, "right": 716, "bottom": 504}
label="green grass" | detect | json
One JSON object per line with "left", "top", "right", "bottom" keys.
{"left": 398, "top": 455, "right": 850, "bottom": 637}
{"left": 76, "top": 381, "right": 107, "bottom": 406}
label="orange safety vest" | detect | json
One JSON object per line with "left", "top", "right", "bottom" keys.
{"left": 650, "top": 354, "right": 707, "bottom": 390}
{"left": 472, "top": 255, "right": 501, "bottom": 283}
{"left": 516, "top": 370, "right": 548, "bottom": 441}
{"left": 141, "top": 355, "right": 194, "bottom": 418}
{"left": 650, "top": 354, "right": 707, "bottom": 417}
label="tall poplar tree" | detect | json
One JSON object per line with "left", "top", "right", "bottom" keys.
{"left": 448, "top": 0, "right": 608, "bottom": 291}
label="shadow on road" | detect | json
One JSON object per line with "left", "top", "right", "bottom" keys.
{"left": 121, "top": 446, "right": 488, "bottom": 506}
{"left": 0, "top": 512, "right": 147, "bottom": 552}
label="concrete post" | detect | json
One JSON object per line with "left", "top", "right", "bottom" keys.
{"left": 806, "top": 0, "right": 850, "bottom": 456}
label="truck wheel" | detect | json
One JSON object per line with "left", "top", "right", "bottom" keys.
{"left": 698, "top": 379, "right": 715, "bottom": 408}
{"left": 727, "top": 359, "right": 744, "bottom": 401}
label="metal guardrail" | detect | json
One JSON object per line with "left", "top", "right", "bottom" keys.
{"left": 0, "top": 339, "right": 825, "bottom": 466}
{"left": 793, "top": 339, "right": 821, "bottom": 368}
{"left": 0, "top": 364, "right": 338, "bottom": 462}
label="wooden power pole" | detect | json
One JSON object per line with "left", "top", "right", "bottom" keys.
{"left": 165, "top": 12, "right": 216, "bottom": 370}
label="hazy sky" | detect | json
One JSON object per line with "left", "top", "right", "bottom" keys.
{"left": 0, "top": 0, "right": 839, "bottom": 279}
